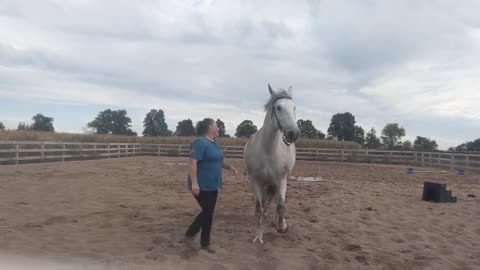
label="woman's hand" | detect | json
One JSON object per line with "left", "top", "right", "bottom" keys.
{"left": 192, "top": 183, "right": 200, "bottom": 196}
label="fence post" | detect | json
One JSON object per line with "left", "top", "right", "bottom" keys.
{"left": 414, "top": 152, "right": 417, "bottom": 165}
{"left": 62, "top": 144, "right": 66, "bottom": 162}
{"left": 429, "top": 153, "right": 432, "bottom": 167}
{"left": 15, "top": 143, "right": 19, "bottom": 165}
{"left": 117, "top": 144, "right": 120, "bottom": 158}
{"left": 79, "top": 143, "right": 83, "bottom": 158}
{"left": 421, "top": 152, "right": 425, "bottom": 167}
{"left": 158, "top": 145, "right": 161, "bottom": 157}
{"left": 465, "top": 155, "right": 469, "bottom": 172}
{"left": 177, "top": 145, "right": 181, "bottom": 157}
{"left": 107, "top": 144, "right": 110, "bottom": 159}
{"left": 450, "top": 154, "right": 454, "bottom": 170}
{"left": 316, "top": 149, "right": 319, "bottom": 161}
{"left": 341, "top": 150, "right": 344, "bottom": 162}
{"left": 41, "top": 143, "right": 45, "bottom": 160}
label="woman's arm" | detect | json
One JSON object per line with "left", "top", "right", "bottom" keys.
{"left": 223, "top": 160, "right": 238, "bottom": 176}
{"left": 189, "top": 158, "right": 200, "bottom": 195}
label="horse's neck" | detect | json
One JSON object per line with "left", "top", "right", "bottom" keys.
{"left": 258, "top": 110, "right": 282, "bottom": 153}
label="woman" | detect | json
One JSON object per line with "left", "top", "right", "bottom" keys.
{"left": 184, "top": 118, "right": 238, "bottom": 254}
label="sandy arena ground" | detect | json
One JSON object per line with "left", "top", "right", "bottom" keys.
{"left": 0, "top": 156, "right": 479, "bottom": 269}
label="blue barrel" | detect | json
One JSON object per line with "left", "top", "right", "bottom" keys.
{"left": 407, "top": 167, "right": 414, "bottom": 174}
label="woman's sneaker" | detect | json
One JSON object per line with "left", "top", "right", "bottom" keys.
{"left": 200, "top": 245, "right": 216, "bottom": 254}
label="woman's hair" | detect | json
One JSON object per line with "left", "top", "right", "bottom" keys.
{"left": 195, "top": 118, "right": 215, "bottom": 136}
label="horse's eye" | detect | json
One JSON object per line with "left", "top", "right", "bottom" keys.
{"left": 276, "top": 106, "right": 281, "bottom": 111}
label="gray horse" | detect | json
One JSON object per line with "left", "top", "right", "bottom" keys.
{"left": 243, "top": 84, "right": 300, "bottom": 244}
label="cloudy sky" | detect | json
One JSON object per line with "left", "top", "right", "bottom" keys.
{"left": 0, "top": 0, "right": 479, "bottom": 149}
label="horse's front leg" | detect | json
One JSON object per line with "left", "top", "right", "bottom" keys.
{"left": 252, "top": 182, "right": 265, "bottom": 244}
{"left": 252, "top": 199, "right": 265, "bottom": 243}
{"left": 275, "top": 177, "right": 288, "bottom": 234}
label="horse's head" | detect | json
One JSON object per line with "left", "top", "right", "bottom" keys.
{"left": 268, "top": 84, "right": 301, "bottom": 145}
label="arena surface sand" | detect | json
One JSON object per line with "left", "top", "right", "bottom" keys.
{"left": 1, "top": 156, "right": 479, "bottom": 269}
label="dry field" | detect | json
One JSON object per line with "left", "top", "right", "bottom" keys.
{"left": 0, "top": 156, "right": 479, "bottom": 269}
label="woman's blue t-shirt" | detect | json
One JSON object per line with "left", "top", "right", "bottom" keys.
{"left": 187, "top": 137, "right": 224, "bottom": 191}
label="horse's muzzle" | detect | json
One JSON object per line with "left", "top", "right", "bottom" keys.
{"left": 286, "top": 129, "right": 300, "bottom": 143}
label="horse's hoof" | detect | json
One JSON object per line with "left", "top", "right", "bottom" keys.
{"left": 252, "top": 236, "right": 264, "bottom": 244}
{"left": 276, "top": 224, "right": 289, "bottom": 234}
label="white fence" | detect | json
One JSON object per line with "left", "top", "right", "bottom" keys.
{"left": 1, "top": 141, "right": 479, "bottom": 174}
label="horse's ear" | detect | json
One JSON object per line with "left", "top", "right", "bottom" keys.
{"left": 268, "top": 84, "right": 274, "bottom": 95}
{"left": 288, "top": 85, "right": 293, "bottom": 96}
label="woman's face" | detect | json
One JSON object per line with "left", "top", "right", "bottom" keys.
{"left": 209, "top": 120, "right": 219, "bottom": 137}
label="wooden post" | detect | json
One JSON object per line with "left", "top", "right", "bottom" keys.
{"left": 62, "top": 144, "right": 66, "bottom": 162}
{"left": 450, "top": 154, "right": 454, "bottom": 170}
{"left": 41, "top": 143, "right": 45, "bottom": 160}
{"left": 158, "top": 145, "right": 161, "bottom": 157}
{"left": 15, "top": 144, "right": 19, "bottom": 165}
{"left": 421, "top": 152, "right": 425, "bottom": 167}
{"left": 414, "top": 152, "right": 417, "bottom": 165}
{"left": 341, "top": 150, "right": 344, "bottom": 162}
{"left": 117, "top": 144, "right": 120, "bottom": 158}
{"left": 466, "top": 155, "right": 469, "bottom": 172}
{"left": 177, "top": 145, "right": 181, "bottom": 157}
{"left": 107, "top": 144, "right": 110, "bottom": 159}
{"left": 316, "top": 149, "right": 319, "bottom": 161}
{"left": 79, "top": 143, "right": 83, "bottom": 158}
{"left": 429, "top": 153, "right": 432, "bottom": 167}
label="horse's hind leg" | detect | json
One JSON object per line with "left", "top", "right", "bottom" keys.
{"left": 264, "top": 184, "right": 277, "bottom": 226}
{"left": 275, "top": 177, "right": 288, "bottom": 234}
{"left": 251, "top": 182, "right": 265, "bottom": 244}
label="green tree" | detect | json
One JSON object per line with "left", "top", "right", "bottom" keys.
{"left": 327, "top": 112, "right": 356, "bottom": 141}
{"left": 454, "top": 143, "right": 468, "bottom": 152}
{"left": 0, "top": 122, "right": 4, "bottom": 130}
{"left": 413, "top": 136, "right": 438, "bottom": 151}
{"left": 297, "top": 119, "right": 319, "bottom": 139}
{"left": 452, "top": 138, "right": 480, "bottom": 152}
{"left": 142, "top": 109, "right": 172, "bottom": 136}
{"left": 365, "top": 128, "right": 381, "bottom": 149}
{"left": 469, "top": 139, "right": 480, "bottom": 151}
{"left": 235, "top": 120, "right": 257, "bottom": 138}
{"left": 317, "top": 130, "right": 326, "bottom": 140}
{"left": 381, "top": 123, "right": 405, "bottom": 150}
{"left": 216, "top": 119, "right": 229, "bottom": 137}
{"left": 402, "top": 140, "right": 413, "bottom": 150}
{"left": 87, "top": 109, "right": 137, "bottom": 136}
{"left": 17, "top": 122, "right": 29, "bottom": 130}
{"left": 174, "top": 119, "right": 195, "bottom": 136}
{"left": 30, "top": 113, "right": 55, "bottom": 132}
{"left": 353, "top": 125, "right": 365, "bottom": 145}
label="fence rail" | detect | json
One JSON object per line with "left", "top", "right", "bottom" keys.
{"left": 0, "top": 141, "right": 142, "bottom": 164}
{"left": 1, "top": 141, "right": 479, "bottom": 174}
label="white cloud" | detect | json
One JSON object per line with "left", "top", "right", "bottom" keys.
{"left": 1, "top": 0, "right": 480, "bottom": 149}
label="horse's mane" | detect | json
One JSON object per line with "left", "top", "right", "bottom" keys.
{"left": 263, "top": 89, "right": 292, "bottom": 112}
